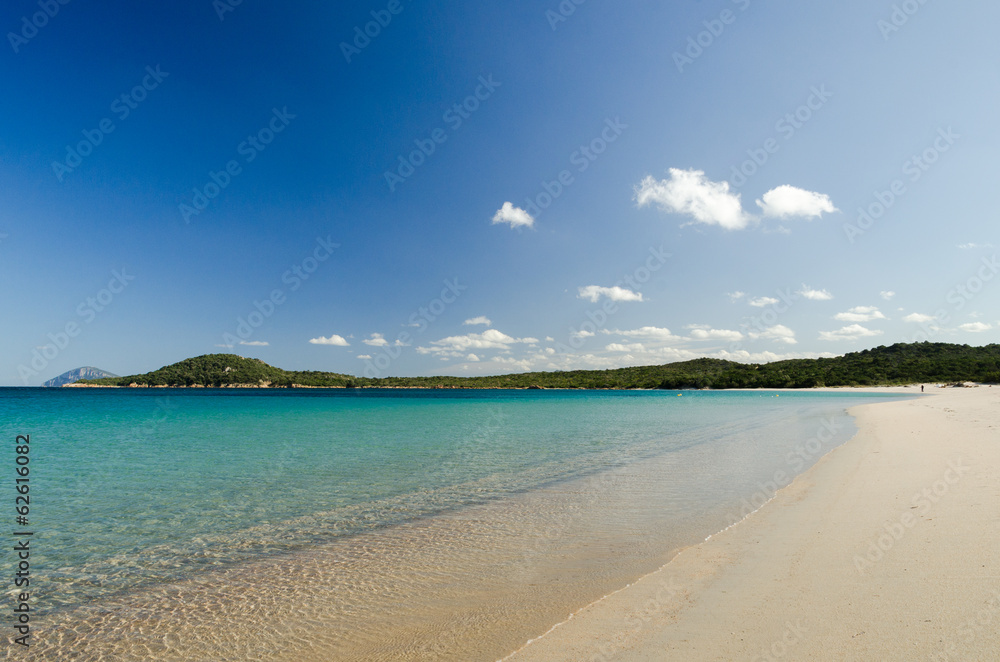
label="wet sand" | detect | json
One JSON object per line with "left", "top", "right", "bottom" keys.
{"left": 503, "top": 386, "right": 1000, "bottom": 661}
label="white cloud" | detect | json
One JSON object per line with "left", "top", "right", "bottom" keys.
{"left": 688, "top": 327, "right": 744, "bottom": 342}
{"left": 240, "top": 340, "right": 269, "bottom": 347}
{"left": 309, "top": 335, "right": 349, "bottom": 346}
{"left": 959, "top": 322, "right": 992, "bottom": 332}
{"left": 880, "top": 290, "right": 896, "bottom": 301}
{"left": 466, "top": 353, "right": 480, "bottom": 362}
{"left": 958, "top": 243, "right": 993, "bottom": 250}
{"left": 726, "top": 291, "right": 746, "bottom": 302}
{"left": 492, "top": 202, "right": 535, "bottom": 229}
{"left": 635, "top": 169, "right": 750, "bottom": 230}
{"left": 417, "top": 329, "right": 538, "bottom": 356}
{"left": 749, "top": 296, "right": 779, "bottom": 307}
{"left": 356, "top": 354, "right": 372, "bottom": 360}
{"left": 834, "top": 306, "right": 887, "bottom": 323}
{"left": 748, "top": 324, "right": 797, "bottom": 345}
{"left": 363, "top": 333, "right": 389, "bottom": 347}
{"left": 578, "top": 285, "right": 644, "bottom": 303}
{"left": 798, "top": 286, "right": 833, "bottom": 301}
{"left": 571, "top": 329, "right": 595, "bottom": 339}
{"left": 818, "top": 324, "right": 883, "bottom": 342}
{"left": 463, "top": 316, "right": 492, "bottom": 327}
{"left": 756, "top": 185, "right": 837, "bottom": 219}
{"left": 608, "top": 326, "right": 684, "bottom": 342}
{"left": 903, "top": 313, "right": 935, "bottom": 323}
{"left": 606, "top": 342, "right": 646, "bottom": 353}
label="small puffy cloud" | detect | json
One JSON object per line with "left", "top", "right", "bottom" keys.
{"left": 818, "top": 324, "right": 883, "bottom": 342}
{"left": 578, "top": 285, "right": 644, "bottom": 303}
{"left": 749, "top": 324, "right": 797, "bottom": 345}
{"left": 571, "top": 329, "right": 595, "bottom": 340}
{"left": 959, "top": 322, "right": 992, "bottom": 332}
{"left": 880, "top": 291, "right": 896, "bottom": 301}
{"left": 240, "top": 340, "right": 269, "bottom": 347}
{"left": 356, "top": 354, "right": 372, "bottom": 360}
{"left": 309, "top": 335, "right": 349, "bottom": 346}
{"left": 363, "top": 333, "right": 389, "bottom": 347}
{"left": 798, "top": 286, "right": 833, "bottom": 301}
{"left": 492, "top": 202, "right": 534, "bottom": 229}
{"left": 635, "top": 169, "right": 750, "bottom": 230}
{"left": 466, "top": 353, "right": 480, "bottom": 362}
{"left": 756, "top": 185, "right": 837, "bottom": 219}
{"left": 903, "top": 313, "right": 935, "bottom": 323}
{"left": 688, "top": 327, "right": 744, "bottom": 342}
{"left": 726, "top": 291, "right": 746, "bottom": 302}
{"left": 958, "top": 242, "right": 993, "bottom": 250}
{"left": 834, "top": 306, "right": 887, "bottom": 323}
{"left": 463, "top": 316, "right": 492, "bottom": 327}
{"left": 749, "top": 296, "right": 779, "bottom": 308}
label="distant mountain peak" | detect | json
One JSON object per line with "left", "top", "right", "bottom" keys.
{"left": 43, "top": 367, "right": 119, "bottom": 388}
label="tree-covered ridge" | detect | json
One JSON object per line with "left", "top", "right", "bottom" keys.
{"left": 77, "top": 343, "right": 1000, "bottom": 389}
{"left": 80, "top": 354, "right": 354, "bottom": 388}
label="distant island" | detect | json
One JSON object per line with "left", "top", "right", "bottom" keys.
{"left": 44, "top": 366, "right": 119, "bottom": 388}
{"left": 70, "top": 342, "right": 1000, "bottom": 390}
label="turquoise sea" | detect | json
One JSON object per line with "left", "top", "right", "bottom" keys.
{"left": 0, "top": 388, "right": 908, "bottom": 660}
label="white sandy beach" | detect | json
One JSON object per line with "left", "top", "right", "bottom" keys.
{"left": 504, "top": 386, "right": 1000, "bottom": 661}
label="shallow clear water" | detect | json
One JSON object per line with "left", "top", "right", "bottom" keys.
{"left": 0, "top": 388, "right": 907, "bottom": 660}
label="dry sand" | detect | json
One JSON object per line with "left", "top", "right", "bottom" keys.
{"left": 503, "top": 386, "right": 1000, "bottom": 661}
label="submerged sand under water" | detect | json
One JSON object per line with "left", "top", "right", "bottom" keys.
{"left": 7, "top": 393, "right": 876, "bottom": 661}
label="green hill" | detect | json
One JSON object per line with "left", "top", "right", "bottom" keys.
{"left": 77, "top": 343, "right": 1000, "bottom": 389}
{"left": 80, "top": 354, "right": 353, "bottom": 388}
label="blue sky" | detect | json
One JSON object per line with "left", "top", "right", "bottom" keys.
{"left": 2, "top": 0, "right": 998, "bottom": 385}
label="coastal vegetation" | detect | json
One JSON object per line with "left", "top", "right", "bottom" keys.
{"left": 76, "top": 342, "right": 1000, "bottom": 389}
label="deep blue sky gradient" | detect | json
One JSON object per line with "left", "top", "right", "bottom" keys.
{"left": 2, "top": 0, "right": 998, "bottom": 384}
